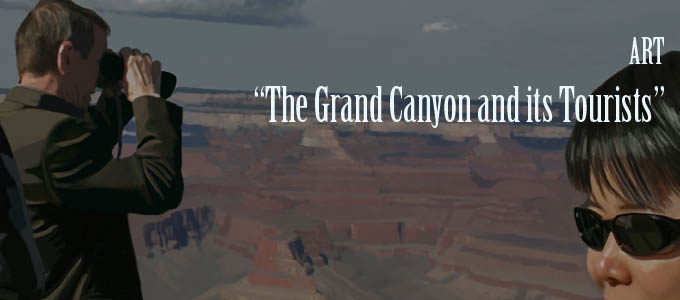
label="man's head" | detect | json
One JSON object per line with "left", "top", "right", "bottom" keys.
{"left": 15, "top": 0, "right": 110, "bottom": 110}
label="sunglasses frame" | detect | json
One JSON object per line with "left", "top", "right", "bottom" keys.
{"left": 574, "top": 207, "right": 680, "bottom": 257}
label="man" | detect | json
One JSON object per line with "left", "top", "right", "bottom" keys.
{"left": 0, "top": 0, "right": 183, "bottom": 299}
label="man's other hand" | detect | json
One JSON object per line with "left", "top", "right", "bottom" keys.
{"left": 119, "top": 47, "right": 161, "bottom": 102}
{"left": 97, "top": 49, "right": 123, "bottom": 99}
{"left": 100, "top": 79, "right": 123, "bottom": 99}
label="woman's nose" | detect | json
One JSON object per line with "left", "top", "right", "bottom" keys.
{"left": 588, "top": 233, "right": 633, "bottom": 287}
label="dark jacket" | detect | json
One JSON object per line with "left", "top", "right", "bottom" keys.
{"left": 0, "top": 123, "right": 45, "bottom": 300}
{"left": 0, "top": 86, "right": 183, "bottom": 299}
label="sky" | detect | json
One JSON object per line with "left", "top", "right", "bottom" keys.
{"left": 0, "top": 0, "right": 679, "bottom": 96}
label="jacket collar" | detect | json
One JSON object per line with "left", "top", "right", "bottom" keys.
{"left": 4, "top": 85, "right": 83, "bottom": 118}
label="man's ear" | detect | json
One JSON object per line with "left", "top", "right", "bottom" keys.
{"left": 57, "top": 41, "right": 74, "bottom": 76}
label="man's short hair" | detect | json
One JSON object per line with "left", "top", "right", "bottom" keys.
{"left": 15, "top": 0, "right": 110, "bottom": 77}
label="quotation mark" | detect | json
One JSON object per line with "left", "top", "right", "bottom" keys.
{"left": 254, "top": 86, "right": 269, "bottom": 98}
{"left": 654, "top": 86, "right": 665, "bottom": 98}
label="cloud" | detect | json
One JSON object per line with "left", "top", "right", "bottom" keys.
{"left": 0, "top": 0, "right": 309, "bottom": 27}
{"left": 422, "top": 20, "right": 458, "bottom": 33}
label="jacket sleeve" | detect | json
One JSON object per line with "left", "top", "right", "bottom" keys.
{"left": 40, "top": 96, "right": 183, "bottom": 215}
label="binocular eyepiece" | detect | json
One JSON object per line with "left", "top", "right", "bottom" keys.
{"left": 99, "top": 53, "right": 177, "bottom": 99}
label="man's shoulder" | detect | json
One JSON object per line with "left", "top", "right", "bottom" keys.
{"left": 0, "top": 102, "right": 77, "bottom": 150}
{"left": 0, "top": 86, "right": 83, "bottom": 127}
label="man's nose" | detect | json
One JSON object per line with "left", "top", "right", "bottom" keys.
{"left": 590, "top": 233, "right": 633, "bottom": 287}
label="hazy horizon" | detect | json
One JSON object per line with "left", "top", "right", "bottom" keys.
{"left": 1, "top": 0, "right": 679, "bottom": 96}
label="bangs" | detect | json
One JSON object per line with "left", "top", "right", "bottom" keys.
{"left": 566, "top": 97, "right": 680, "bottom": 211}
{"left": 566, "top": 52, "right": 680, "bottom": 210}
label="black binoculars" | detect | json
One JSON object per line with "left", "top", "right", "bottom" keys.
{"left": 98, "top": 53, "right": 177, "bottom": 99}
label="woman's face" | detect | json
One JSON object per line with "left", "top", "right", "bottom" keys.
{"left": 586, "top": 174, "right": 680, "bottom": 300}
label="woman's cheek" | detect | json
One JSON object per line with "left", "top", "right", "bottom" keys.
{"left": 631, "top": 258, "right": 680, "bottom": 297}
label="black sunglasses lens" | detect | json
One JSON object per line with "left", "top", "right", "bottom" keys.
{"left": 574, "top": 208, "right": 608, "bottom": 250}
{"left": 614, "top": 214, "right": 678, "bottom": 256}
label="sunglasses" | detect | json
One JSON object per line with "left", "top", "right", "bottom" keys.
{"left": 574, "top": 207, "right": 680, "bottom": 257}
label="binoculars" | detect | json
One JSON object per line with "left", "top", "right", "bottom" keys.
{"left": 98, "top": 53, "right": 177, "bottom": 99}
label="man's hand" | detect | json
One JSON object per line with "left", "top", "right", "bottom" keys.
{"left": 119, "top": 47, "right": 161, "bottom": 102}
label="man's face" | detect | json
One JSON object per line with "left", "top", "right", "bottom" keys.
{"left": 62, "top": 24, "right": 107, "bottom": 108}
{"left": 77, "top": 25, "right": 107, "bottom": 95}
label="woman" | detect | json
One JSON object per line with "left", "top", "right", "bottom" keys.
{"left": 567, "top": 50, "right": 680, "bottom": 299}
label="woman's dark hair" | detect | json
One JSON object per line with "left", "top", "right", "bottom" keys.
{"left": 566, "top": 51, "right": 680, "bottom": 210}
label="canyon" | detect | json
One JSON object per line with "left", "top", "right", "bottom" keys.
{"left": 1, "top": 88, "right": 600, "bottom": 300}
